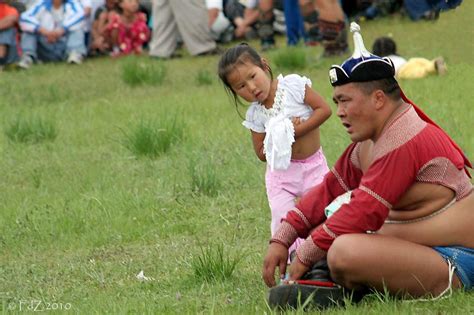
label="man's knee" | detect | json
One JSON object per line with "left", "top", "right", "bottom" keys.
{"left": 327, "top": 235, "right": 362, "bottom": 283}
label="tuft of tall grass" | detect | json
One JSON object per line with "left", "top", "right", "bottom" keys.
{"left": 191, "top": 243, "right": 242, "bottom": 282}
{"left": 195, "top": 69, "right": 213, "bottom": 86}
{"left": 273, "top": 47, "right": 307, "bottom": 70}
{"left": 4, "top": 116, "right": 57, "bottom": 144}
{"left": 122, "top": 116, "right": 184, "bottom": 158}
{"left": 189, "top": 158, "right": 221, "bottom": 196}
{"left": 121, "top": 56, "right": 167, "bottom": 86}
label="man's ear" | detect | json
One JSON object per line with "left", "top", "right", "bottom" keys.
{"left": 373, "top": 90, "right": 386, "bottom": 110}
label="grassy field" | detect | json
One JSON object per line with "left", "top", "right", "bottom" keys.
{"left": 1, "top": 3, "right": 474, "bottom": 314}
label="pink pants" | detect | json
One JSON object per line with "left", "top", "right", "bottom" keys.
{"left": 265, "top": 148, "right": 329, "bottom": 257}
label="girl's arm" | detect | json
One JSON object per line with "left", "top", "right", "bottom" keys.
{"left": 250, "top": 131, "right": 266, "bottom": 162}
{"left": 293, "top": 85, "right": 332, "bottom": 137}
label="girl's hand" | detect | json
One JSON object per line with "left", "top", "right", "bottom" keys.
{"left": 291, "top": 117, "right": 302, "bottom": 126}
{"left": 292, "top": 117, "right": 304, "bottom": 137}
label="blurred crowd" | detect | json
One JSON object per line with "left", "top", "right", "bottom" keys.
{"left": 0, "top": 0, "right": 463, "bottom": 70}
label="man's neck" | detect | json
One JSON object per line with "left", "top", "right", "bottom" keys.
{"left": 373, "top": 99, "right": 409, "bottom": 142}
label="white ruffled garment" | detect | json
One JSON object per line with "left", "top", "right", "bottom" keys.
{"left": 264, "top": 114, "right": 295, "bottom": 171}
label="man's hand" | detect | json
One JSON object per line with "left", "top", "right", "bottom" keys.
{"left": 289, "top": 256, "right": 310, "bottom": 281}
{"left": 262, "top": 242, "right": 288, "bottom": 287}
{"left": 40, "top": 28, "right": 64, "bottom": 43}
{"left": 50, "top": 28, "right": 65, "bottom": 42}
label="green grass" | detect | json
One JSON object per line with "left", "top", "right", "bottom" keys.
{"left": 195, "top": 69, "right": 214, "bottom": 86}
{"left": 1, "top": 3, "right": 474, "bottom": 314}
{"left": 273, "top": 46, "right": 308, "bottom": 70}
{"left": 191, "top": 243, "right": 243, "bottom": 282}
{"left": 189, "top": 157, "right": 221, "bottom": 196}
{"left": 122, "top": 116, "right": 185, "bottom": 158}
{"left": 121, "top": 56, "right": 167, "bottom": 86}
{"left": 4, "top": 115, "right": 57, "bottom": 143}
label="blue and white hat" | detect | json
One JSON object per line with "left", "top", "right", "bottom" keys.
{"left": 329, "top": 22, "right": 395, "bottom": 86}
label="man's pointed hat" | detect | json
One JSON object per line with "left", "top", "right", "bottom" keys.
{"left": 329, "top": 22, "right": 395, "bottom": 86}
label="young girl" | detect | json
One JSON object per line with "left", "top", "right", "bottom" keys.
{"left": 218, "top": 43, "right": 332, "bottom": 257}
{"left": 105, "top": 0, "right": 149, "bottom": 56}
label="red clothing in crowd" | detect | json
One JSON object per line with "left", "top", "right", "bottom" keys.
{"left": 106, "top": 12, "right": 149, "bottom": 55}
{"left": 0, "top": 3, "right": 18, "bottom": 19}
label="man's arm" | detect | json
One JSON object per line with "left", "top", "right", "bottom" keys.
{"left": 62, "top": 0, "right": 85, "bottom": 31}
{"left": 20, "top": 1, "right": 43, "bottom": 33}
{"left": 0, "top": 14, "right": 18, "bottom": 30}
{"left": 280, "top": 143, "right": 363, "bottom": 239}
{"left": 294, "top": 146, "right": 419, "bottom": 270}
{"left": 263, "top": 144, "right": 362, "bottom": 286}
{"left": 207, "top": 7, "right": 219, "bottom": 27}
{"left": 234, "top": 7, "right": 259, "bottom": 37}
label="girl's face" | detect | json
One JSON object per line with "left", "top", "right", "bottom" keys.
{"left": 120, "top": 0, "right": 138, "bottom": 13}
{"left": 226, "top": 61, "right": 272, "bottom": 104}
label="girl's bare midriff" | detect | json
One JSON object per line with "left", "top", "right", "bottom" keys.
{"left": 291, "top": 128, "right": 321, "bottom": 160}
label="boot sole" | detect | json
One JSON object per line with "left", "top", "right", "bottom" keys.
{"left": 267, "top": 283, "right": 345, "bottom": 310}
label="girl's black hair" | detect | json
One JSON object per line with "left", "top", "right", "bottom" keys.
{"left": 372, "top": 36, "right": 398, "bottom": 57}
{"left": 217, "top": 43, "right": 273, "bottom": 115}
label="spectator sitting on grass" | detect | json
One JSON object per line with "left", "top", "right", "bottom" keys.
{"left": 105, "top": 0, "right": 149, "bottom": 57}
{"left": 206, "top": 0, "right": 234, "bottom": 43}
{"left": 403, "top": 0, "right": 463, "bottom": 21}
{"left": 78, "top": 0, "right": 91, "bottom": 47}
{"left": 372, "top": 36, "right": 447, "bottom": 80}
{"left": 89, "top": 0, "right": 117, "bottom": 55}
{"left": 18, "top": 0, "right": 86, "bottom": 69}
{"left": 227, "top": 0, "right": 259, "bottom": 40}
{"left": 0, "top": 0, "right": 20, "bottom": 70}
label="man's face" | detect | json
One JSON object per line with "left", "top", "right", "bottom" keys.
{"left": 52, "top": 0, "right": 64, "bottom": 7}
{"left": 332, "top": 83, "right": 378, "bottom": 142}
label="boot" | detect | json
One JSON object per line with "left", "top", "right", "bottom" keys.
{"left": 303, "top": 11, "right": 322, "bottom": 46}
{"left": 258, "top": 9, "right": 275, "bottom": 51}
{"left": 267, "top": 259, "right": 346, "bottom": 310}
{"left": 319, "top": 20, "right": 348, "bottom": 57}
